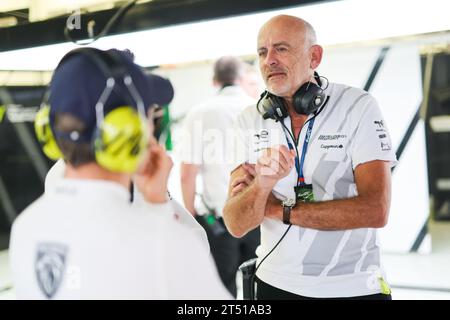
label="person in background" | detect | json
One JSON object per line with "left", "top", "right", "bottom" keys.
{"left": 180, "top": 56, "right": 260, "bottom": 297}
{"left": 241, "top": 62, "right": 264, "bottom": 100}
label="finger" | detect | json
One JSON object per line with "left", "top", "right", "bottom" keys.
{"left": 257, "top": 155, "right": 272, "bottom": 167}
{"left": 257, "top": 162, "right": 278, "bottom": 176}
{"left": 231, "top": 175, "right": 253, "bottom": 189}
{"left": 262, "top": 146, "right": 291, "bottom": 172}
{"left": 242, "top": 163, "right": 256, "bottom": 176}
{"left": 265, "top": 151, "right": 290, "bottom": 174}
{"left": 231, "top": 177, "right": 247, "bottom": 188}
{"left": 245, "top": 173, "right": 255, "bottom": 183}
{"left": 274, "top": 145, "right": 295, "bottom": 168}
{"left": 231, "top": 184, "right": 247, "bottom": 196}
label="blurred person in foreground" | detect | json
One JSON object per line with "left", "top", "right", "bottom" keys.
{"left": 10, "top": 48, "right": 230, "bottom": 300}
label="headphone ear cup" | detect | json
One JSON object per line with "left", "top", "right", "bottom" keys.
{"left": 293, "top": 82, "right": 325, "bottom": 115}
{"left": 270, "top": 96, "right": 288, "bottom": 120}
{"left": 260, "top": 92, "right": 288, "bottom": 121}
{"left": 94, "top": 106, "right": 147, "bottom": 173}
{"left": 34, "top": 105, "right": 63, "bottom": 160}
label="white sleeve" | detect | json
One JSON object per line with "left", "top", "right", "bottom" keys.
{"left": 350, "top": 95, "right": 398, "bottom": 170}
{"left": 163, "top": 223, "right": 233, "bottom": 300}
{"left": 179, "top": 109, "right": 203, "bottom": 165}
{"left": 170, "top": 199, "right": 210, "bottom": 252}
{"left": 133, "top": 187, "right": 210, "bottom": 252}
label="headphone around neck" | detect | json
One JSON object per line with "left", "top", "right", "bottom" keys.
{"left": 258, "top": 72, "right": 327, "bottom": 121}
{"left": 34, "top": 47, "right": 149, "bottom": 173}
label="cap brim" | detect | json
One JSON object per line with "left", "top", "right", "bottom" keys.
{"left": 147, "top": 74, "right": 174, "bottom": 106}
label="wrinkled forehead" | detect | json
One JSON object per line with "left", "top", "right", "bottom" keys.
{"left": 257, "top": 21, "right": 305, "bottom": 49}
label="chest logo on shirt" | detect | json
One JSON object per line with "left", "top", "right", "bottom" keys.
{"left": 318, "top": 134, "right": 346, "bottom": 150}
{"left": 318, "top": 134, "right": 347, "bottom": 141}
{"left": 35, "top": 242, "right": 68, "bottom": 299}
{"left": 253, "top": 129, "right": 269, "bottom": 152}
{"left": 321, "top": 144, "right": 344, "bottom": 150}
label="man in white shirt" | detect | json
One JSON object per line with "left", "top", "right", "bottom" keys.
{"left": 180, "top": 56, "right": 260, "bottom": 297}
{"left": 223, "top": 15, "right": 397, "bottom": 299}
{"left": 9, "top": 48, "right": 230, "bottom": 300}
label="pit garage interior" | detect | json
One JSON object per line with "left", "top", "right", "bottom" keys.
{"left": 0, "top": 0, "right": 450, "bottom": 299}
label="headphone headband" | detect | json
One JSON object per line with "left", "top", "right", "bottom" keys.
{"left": 57, "top": 48, "right": 120, "bottom": 79}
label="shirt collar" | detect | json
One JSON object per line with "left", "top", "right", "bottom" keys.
{"left": 218, "top": 85, "right": 246, "bottom": 96}
{"left": 49, "top": 178, "right": 130, "bottom": 202}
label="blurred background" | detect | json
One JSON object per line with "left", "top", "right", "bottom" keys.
{"left": 0, "top": 0, "right": 449, "bottom": 299}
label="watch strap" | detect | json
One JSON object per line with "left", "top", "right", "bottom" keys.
{"left": 283, "top": 205, "right": 291, "bottom": 225}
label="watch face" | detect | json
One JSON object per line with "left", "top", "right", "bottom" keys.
{"left": 283, "top": 198, "right": 295, "bottom": 207}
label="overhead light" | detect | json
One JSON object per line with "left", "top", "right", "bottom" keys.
{"left": 28, "top": 0, "right": 126, "bottom": 22}
{"left": 0, "top": 0, "right": 449, "bottom": 70}
{"left": 0, "top": 16, "right": 18, "bottom": 27}
{"left": 430, "top": 116, "right": 450, "bottom": 132}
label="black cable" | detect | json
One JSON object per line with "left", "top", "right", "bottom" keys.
{"left": 251, "top": 224, "right": 291, "bottom": 299}
{"left": 250, "top": 119, "right": 297, "bottom": 299}
{"left": 64, "top": 0, "right": 137, "bottom": 45}
{"left": 250, "top": 98, "right": 329, "bottom": 299}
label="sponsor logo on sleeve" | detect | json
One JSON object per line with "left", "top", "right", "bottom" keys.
{"left": 374, "top": 120, "right": 386, "bottom": 132}
{"left": 381, "top": 141, "right": 391, "bottom": 151}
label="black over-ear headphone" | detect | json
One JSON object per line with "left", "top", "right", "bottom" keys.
{"left": 258, "top": 72, "right": 326, "bottom": 121}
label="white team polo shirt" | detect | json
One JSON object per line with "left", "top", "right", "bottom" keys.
{"left": 10, "top": 177, "right": 230, "bottom": 299}
{"left": 180, "top": 86, "right": 255, "bottom": 215}
{"left": 45, "top": 159, "right": 210, "bottom": 250}
{"left": 233, "top": 82, "right": 398, "bottom": 298}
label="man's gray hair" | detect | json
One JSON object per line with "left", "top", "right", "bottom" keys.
{"left": 303, "top": 19, "right": 317, "bottom": 49}
{"left": 213, "top": 56, "right": 244, "bottom": 86}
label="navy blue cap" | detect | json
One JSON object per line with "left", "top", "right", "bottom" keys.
{"left": 48, "top": 48, "right": 174, "bottom": 141}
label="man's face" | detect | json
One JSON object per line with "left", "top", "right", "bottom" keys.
{"left": 257, "top": 22, "right": 312, "bottom": 98}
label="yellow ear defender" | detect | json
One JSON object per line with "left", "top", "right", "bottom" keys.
{"left": 35, "top": 48, "right": 151, "bottom": 173}
{"left": 34, "top": 104, "right": 63, "bottom": 160}
{"left": 94, "top": 106, "right": 149, "bottom": 173}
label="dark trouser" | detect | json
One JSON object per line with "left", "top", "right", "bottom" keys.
{"left": 255, "top": 276, "right": 392, "bottom": 300}
{"left": 197, "top": 216, "right": 260, "bottom": 297}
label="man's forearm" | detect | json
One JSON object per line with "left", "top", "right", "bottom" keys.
{"left": 266, "top": 195, "right": 388, "bottom": 230}
{"left": 223, "top": 181, "right": 270, "bottom": 238}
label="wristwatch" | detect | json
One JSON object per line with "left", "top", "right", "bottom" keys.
{"left": 282, "top": 198, "right": 295, "bottom": 225}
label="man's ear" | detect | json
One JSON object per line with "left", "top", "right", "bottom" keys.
{"left": 310, "top": 45, "right": 323, "bottom": 69}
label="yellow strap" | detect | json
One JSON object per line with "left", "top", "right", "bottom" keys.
{"left": 378, "top": 277, "right": 392, "bottom": 295}
{"left": 0, "top": 105, "right": 6, "bottom": 123}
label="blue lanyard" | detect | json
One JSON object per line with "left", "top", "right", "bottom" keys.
{"left": 282, "top": 117, "right": 315, "bottom": 187}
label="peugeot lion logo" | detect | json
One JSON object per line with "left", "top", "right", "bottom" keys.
{"left": 35, "top": 243, "right": 68, "bottom": 299}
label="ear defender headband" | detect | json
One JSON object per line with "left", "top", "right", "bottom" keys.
{"left": 34, "top": 48, "right": 149, "bottom": 173}
{"left": 257, "top": 72, "right": 327, "bottom": 121}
